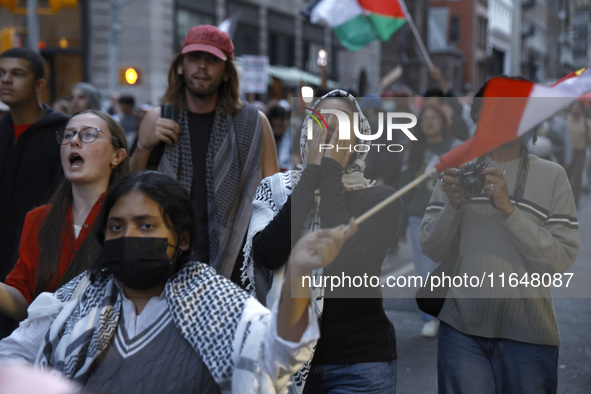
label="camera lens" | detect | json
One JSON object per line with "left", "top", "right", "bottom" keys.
{"left": 463, "top": 177, "right": 483, "bottom": 197}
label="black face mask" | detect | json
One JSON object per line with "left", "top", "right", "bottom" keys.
{"left": 102, "top": 237, "right": 179, "bottom": 290}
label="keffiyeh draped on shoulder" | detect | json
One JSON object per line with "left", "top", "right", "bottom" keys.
{"left": 34, "top": 263, "right": 275, "bottom": 392}
{"left": 157, "top": 102, "right": 263, "bottom": 277}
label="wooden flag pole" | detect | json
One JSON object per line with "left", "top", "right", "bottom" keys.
{"left": 399, "top": 0, "right": 434, "bottom": 69}
{"left": 354, "top": 168, "right": 437, "bottom": 226}
{"left": 378, "top": 65, "right": 403, "bottom": 94}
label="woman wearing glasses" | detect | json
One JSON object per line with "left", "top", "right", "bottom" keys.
{"left": 0, "top": 110, "right": 128, "bottom": 322}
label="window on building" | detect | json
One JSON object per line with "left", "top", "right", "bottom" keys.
{"left": 478, "top": 16, "right": 487, "bottom": 49}
{"left": 175, "top": 9, "right": 215, "bottom": 50}
{"left": 302, "top": 20, "right": 324, "bottom": 73}
{"left": 449, "top": 15, "right": 460, "bottom": 43}
{"left": 269, "top": 33, "right": 295, "bottom": 66}
{"left": 233, "top": 24, "right": 259, "bottom": 56}
{"left": 305, "top": 41, "right": 324, "bottom": 74}
{"left": 573, "top": 24, "right": 588, "bottom": 59}
{"left": 268, "top": 11, "right": 295, "bottom": 66}
{"left": 226, "top": 2, "right": 259, "bottom": 56}
{"left": 0, "top": 2, "right": 85, "bottom": 104}
{"left": 490, "top": 48, "right": 505, "bottom": 76}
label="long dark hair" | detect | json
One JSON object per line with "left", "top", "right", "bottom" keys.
{"left": 34, "top": 111, "right": 129, "bottom": 297}
{"left": 161, "top": 53, "right": 242, "bottom": 116}
{"left": 90, "top": 171, "right": 197, "bottom": 279}
{"left": 407, "top": 104, "right": 452, "bottom": 172}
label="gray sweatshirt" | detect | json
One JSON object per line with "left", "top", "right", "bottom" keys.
{"left": 420, "top": 154, "right": 579, "bottom": 346}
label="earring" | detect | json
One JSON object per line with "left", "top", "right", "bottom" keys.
{"left": 111, "top": 163, "right": 118, "bottom": 170}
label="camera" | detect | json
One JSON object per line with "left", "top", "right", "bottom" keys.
{"left": 455, "top": 161, "right": 490, "bottom": 198}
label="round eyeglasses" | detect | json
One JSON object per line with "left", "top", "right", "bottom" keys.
{"left": 56, "top": 127, "right": 106, "bottom": 144}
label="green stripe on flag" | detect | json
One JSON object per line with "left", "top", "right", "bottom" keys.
{"left": 333, "top": 14, "right": 377, "bottom": 51}
{"left": 367, "top": 14, "right": 406, "bottom": 41}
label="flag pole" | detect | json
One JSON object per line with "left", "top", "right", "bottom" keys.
{"left": 399, "top": 0, "right": 434, "bottom": 69}
{"left": 354, "top": 168, "right": 437, "bottom": 225}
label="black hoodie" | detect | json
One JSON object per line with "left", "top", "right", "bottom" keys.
{"left": 0, "top": 104, "right": 70, "bottom": 281}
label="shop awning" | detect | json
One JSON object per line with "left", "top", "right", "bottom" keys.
{"left": 267, "top": 65, "right": 340, "bottom": 88}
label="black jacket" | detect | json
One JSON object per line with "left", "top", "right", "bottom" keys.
{"left": 0, "top": 105, "right": 69, "bottom": 281}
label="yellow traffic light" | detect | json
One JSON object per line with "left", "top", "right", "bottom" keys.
{"left": 119, "top": 66, "right": 142, "bottom": 85}
{"left": 0, "top": 0, "right": 17, "bottom": 12}
{"left": 1, "top": 27, "right": 16, "bottom": 53}
{"left": 49, "top": 0, "right": 78, "bottom": 13}
{"left": 125, "top": 68, "right": 139, "bottom": 84}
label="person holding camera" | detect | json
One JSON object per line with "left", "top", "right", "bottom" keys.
{"left": 398, "top": 103, "right": 461, "bottom": 338}
{"left": 420, "top": 82, "right": 580, "bottom": 393}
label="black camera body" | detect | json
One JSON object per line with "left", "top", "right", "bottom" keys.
{"left": 456, "top": 161, "right": 490, "bottom": 198}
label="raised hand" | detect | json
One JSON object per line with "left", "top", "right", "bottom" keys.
{"left": 482, "top": 167, "right": 514, "bottom": 217}
{"left": 289, "top": 218, "right": 357, "bottom": 276}
{"left": 324, "top": 120, "right": 354, "bottom": 168}
{"left": 136, "top": 108, "right": 182, "bottom": 152}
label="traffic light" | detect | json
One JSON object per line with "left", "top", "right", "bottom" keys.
{"left": 119, "top": 66, "right": 142, "bottom": 85}
{"left": 1, "top": 27, "right": 16, "bottom": 53}
{"left": 0, "top": 0, "right": 17, "bottom": 12}
{"left": 124, "top": 68, "right": 139, "bottom": 84}
{"left": 1, "top": 0, "right": 76, "bottom": 14}
{"left": 49, "top": 0, "right": 77, "bottom": 14}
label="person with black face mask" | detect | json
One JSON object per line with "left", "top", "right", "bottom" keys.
{"left": 102, "top": 237, "right": 181, "bottom": 290}
{"left": 0, "top": 171, "right": 356, "bottom": 393}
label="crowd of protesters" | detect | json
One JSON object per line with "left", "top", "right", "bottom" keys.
{"left": 0, "top": 24, "right": 584, "bottom": 393}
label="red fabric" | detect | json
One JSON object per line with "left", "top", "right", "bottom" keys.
{"left": 435, "top": 78, "right": 533, "bottom": 172}
{"left": 13, "top": 124, "right": 32, "bottom": 139}
{"left": 551, "top": 67, "right": 586, "bottom": 87}
{"left": 358, "top": 0, "right": 406, "bottom": 18}
{"left": 436, "top": 70, "right": 591, "bottom": 172}
{"left": 5, "top": 195, "right": 104, "bottom": 304}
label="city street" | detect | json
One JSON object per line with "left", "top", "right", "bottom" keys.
{"left": 381, "top": 192, "right": 591, "bottom": 394}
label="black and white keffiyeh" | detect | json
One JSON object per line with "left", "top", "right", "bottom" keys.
{"left": 300, "top": 89, "right": 374, "bottom": 191}
{"left": 240, "top": 170, "right": 321, "bottom": 394}
{"left": 35, "top": 262, "right": 273, "bottom": 392}
{"left": 157, "top": 103, "right": 263, "bottom": 277}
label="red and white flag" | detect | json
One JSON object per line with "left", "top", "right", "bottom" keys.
{"left": 356, "top": 69, "right": 591, "bottom": 224}
{"left": 436, "top": 68, "right": 591, "bottom": 172}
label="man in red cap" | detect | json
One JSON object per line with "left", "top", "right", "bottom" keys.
{"left": 130, "top": 25, "right": 278, "bottom": 280}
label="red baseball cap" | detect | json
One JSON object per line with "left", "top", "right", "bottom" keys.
{"left": 181, "top": 25, "right": 235, "bottom": 61}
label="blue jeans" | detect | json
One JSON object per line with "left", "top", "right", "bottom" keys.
{"left": 438, "top": 322, "right": 558, "bottom": 394}
{"left": 303, "top": 361, "right": 397, "bottom": 393}
{"left": 408, "top": 216, "right": 438, "bottom": 321}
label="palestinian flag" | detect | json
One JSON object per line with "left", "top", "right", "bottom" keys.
{"left": 436, "top": 68, "right": 591, "bottom": 172}
{"left": 310, "top": 0, "right": 407, "bottom": 52}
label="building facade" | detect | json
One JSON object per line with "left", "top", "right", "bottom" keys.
{"left": 488, "top": 0, "right": 513, "bottom": 77}
{"left": 428, "top": 0, "right": 489, "bottom": 94}
{"left": 545, "top": 0, "right": 575, "bottom": 80}
{"left": 381, "top": 0, "right": 431, "bottom": 95}
{"left": 573, "top": 0, "right": 591, "bottom": 70}
{"left": 1, "top": 0, "right": 383, "bottom": 107}
{"left": 427, "top": 3, "right": 465, "bottom": 93}
{"left": 520, "top": 0, "right": 548, "bottom": 81}
{"left": 0, "top": 1, "right": 89, "bottom": 106}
